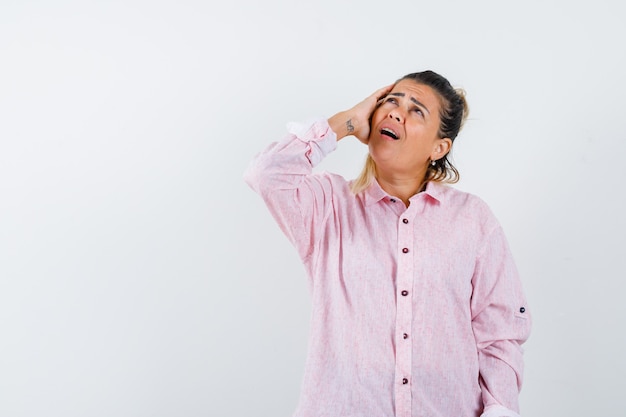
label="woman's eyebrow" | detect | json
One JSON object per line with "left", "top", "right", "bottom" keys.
{"left": 389, "top": 92, "right": 430, "bottom": 114}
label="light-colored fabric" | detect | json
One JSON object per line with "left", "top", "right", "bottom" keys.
{"left": 481, "top": 404, "right": 522, "bottom": 417}
{"left": 244, "top": 119, "right": 531, "bottom": 417}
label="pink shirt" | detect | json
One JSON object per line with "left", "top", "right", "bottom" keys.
{"left": 244, "top": 119, "right": 531, "bottom": 417}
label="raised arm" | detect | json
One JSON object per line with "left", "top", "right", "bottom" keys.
{"left": 328, "top": 84, "right": 394, "bottom": 142}
{"left": 243, "top": 85, "right": 393, "bottom": 261}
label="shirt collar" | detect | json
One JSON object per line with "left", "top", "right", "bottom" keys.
{"left": 361, "top": 178, "right": 447, "bottom": 206}
{"left": 421, "top": 181, "right": 447, "bottom": 203}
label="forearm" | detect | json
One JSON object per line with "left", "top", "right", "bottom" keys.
{"left": 243, "top": 118, "right": 337, "bottom": 259}
{"left": 327, "top": 84, "right": 393, "bottom": 143}
{"left": 478, "top": 339, "right": 525, "bottom": 413}
{"left": 244, "top": 118, "right": 336, "bottom": 195}
{"left": 471, "top": 225, "right": 531, "bottom": 415}
{"left": 327, "top": 111, "right": 362, "bottom": 141}
{"left": 480, "top": 404, "right": 521, "bottom": 417}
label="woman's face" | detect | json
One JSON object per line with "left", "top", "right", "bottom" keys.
{"left": 368, "top": 79, "right": 451, "bottom": 177}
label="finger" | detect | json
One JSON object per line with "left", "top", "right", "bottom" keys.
{"left": 373, "top": 83, "right": 395, "bottom": 101}
{"left": 369, "top": 84, "right": 395, "bottom": 113}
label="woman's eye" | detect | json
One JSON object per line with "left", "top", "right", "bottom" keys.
{"left": 413, "top": 108, "right": 423, "bottom": 116}
{"left": 385, "top": 97, "right": 397, "bottom": 104}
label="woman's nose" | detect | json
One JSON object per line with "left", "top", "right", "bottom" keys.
{"left": 388, "top": 111, "right": 402, "bottom": 123}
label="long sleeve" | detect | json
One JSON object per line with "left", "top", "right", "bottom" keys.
{"left": 245, "top": 119, "right": 532, "bottom": 417}
{"left": 243, "top": 118, "right": 338, "bottom": 261}
{"left": 470, "top": 224, "right": 532, "bottom": 417}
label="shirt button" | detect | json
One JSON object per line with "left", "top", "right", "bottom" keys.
{"left": 402, "top": 378, "right": 408, "bottom": 384}
{"left": 390, "top": 198, "right": 396, "bottom": 203}
{"left": 402, "top": 218, "right": 409, "bottom": 224}
{"left": 402, "top": 248, "right": 409, "bottom": 253}
{"left": 520, "top": 307, "right": 526, "bottom": 313}
{"left": 403, "top": 333, "right": 408, "bottom": 339}
{"left": 401, "top": 290, "right": 408, "bottom": 296}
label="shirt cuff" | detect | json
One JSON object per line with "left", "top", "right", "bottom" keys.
{"left": 480, "top": 405, "right": 521, "bottom": 417}
{"left": 286, "top": 118, "right": 337, "bottom": 166}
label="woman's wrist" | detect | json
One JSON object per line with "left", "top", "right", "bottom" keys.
{"left": 328, "top": 111, "right": 356, "bottom": 141}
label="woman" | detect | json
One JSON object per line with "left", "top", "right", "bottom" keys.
{"left": 244, "top": 71, "right": 531, "bottom": 417}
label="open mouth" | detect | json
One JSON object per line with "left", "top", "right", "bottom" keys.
{"left": 381, "top": 127, "right": 399, "bottom": 140}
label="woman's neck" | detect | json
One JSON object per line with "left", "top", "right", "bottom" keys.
{"left": 375, "top": 169, "right": 428, "bottom": 207}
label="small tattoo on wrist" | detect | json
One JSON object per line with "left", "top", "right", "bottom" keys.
{"left": 346, "top": 119, "right": 355, "bottom": 134}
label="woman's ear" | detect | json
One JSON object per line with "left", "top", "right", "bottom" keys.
{"left": 431, "top": 138, "right": 452, "bottom": 160}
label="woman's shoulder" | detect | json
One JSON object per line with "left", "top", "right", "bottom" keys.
{"left": 434, "top": 183, "right": 500, "bottom": 224}
{"left": 309, "top": 170, "right": 353, "bottom": 195}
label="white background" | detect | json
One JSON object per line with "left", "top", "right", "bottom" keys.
{"left": 1, "top": 0, "right": 625, "bottom": 416}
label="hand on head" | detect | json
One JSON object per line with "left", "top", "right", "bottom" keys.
{"left": 328, "top": 84, "right": 394, "bottom": 143}
{"left": 350, "top": 84, "right": 395, "bottom": 143}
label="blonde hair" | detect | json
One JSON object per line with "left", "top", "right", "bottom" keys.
{"left": 350, "top": 71, "right": 469, "bottom": 195}
{"left": 350, "top": 154, "right": 377, "bottom": 194}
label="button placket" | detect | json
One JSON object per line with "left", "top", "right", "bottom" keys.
{"left": 394, "top": 207, "right": 416, "bottom": 413}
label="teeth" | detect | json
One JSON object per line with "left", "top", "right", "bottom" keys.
{"left": 381, "top": 128, "right": 398, "bottom": 139}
